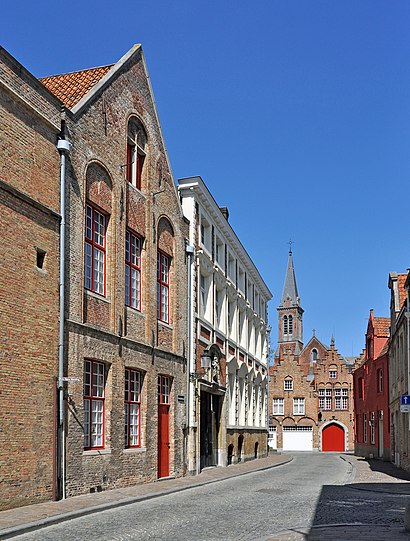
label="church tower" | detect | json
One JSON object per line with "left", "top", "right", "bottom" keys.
{"left": 276, "top": 247, "right": 304, "bottom": 359}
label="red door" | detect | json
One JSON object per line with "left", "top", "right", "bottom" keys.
{"left": 322, "top": 424, "right": 345, "bottom": 452}
{"left": 158, "top": 375, "right": 171, "bottom": 478}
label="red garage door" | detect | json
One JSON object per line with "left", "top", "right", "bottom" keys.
{"left": 322, "top": 424, "right": 345, "bottom": 452}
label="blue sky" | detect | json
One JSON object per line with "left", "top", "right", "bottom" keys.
{"left": 3, "top": 1, "right": 410, "bottom": 357}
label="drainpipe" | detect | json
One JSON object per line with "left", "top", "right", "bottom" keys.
{"left": 56, "top": 117, "right": 70, "bottom": 500}
{"left": 184, "top": 244, "right": 195, "bottom": 474}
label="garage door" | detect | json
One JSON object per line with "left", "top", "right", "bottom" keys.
{"left": 283, "top": 427, "right": 313, "bottom": 451}
{"left": 322, "top": 424, "right": 345, "bottom": 452}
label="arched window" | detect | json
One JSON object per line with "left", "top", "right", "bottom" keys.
{"left": 311, "top": 348, "right": 318, "bottom": 362}
{"left": 283, "top": 315, "right": 288, "bottom": 335}
{"left": 288, "top": 315, "right": 293, "bottom": 334}
{"left": 127, "top": 117, "right": 147, "bottom": 190}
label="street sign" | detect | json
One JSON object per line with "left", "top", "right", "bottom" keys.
{"left": 400, "top": 395, "right": 410, "bottom": 412}
{"left": 61, "top": 377, "right": 80, "bottom": 382}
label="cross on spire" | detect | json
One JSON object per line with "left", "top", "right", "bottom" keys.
{"left": 288, "top": 239, "right": 293, "bottom": 254}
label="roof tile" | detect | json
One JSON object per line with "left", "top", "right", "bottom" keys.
{"left": 39, "top": 65, "right": 113, "bottom": 109}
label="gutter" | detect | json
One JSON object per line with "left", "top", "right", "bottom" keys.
{"left": 56, "top": 112, "right": 71, "bottom": 500}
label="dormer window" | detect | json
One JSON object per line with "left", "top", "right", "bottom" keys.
{"left": 127, "top": 118, "right": 147, "bottom": 190}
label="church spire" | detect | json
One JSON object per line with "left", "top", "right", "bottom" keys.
{"left": 280, "top": 247, "right": 300, "bottom": 308}
{"left": 276, "top": 246, "right": 304, "bottom": 360}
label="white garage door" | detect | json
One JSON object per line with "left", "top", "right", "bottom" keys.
{"left": 283, "top": 427, "right": 313, "bottom": 451}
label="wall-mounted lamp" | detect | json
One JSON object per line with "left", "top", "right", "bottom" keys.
{"left": 201, "top": 350, "right": 212, "bottom": 369}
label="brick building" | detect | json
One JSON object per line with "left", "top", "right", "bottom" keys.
{"left": 178, "top": 176, "right": 272, "bottom": 472}
{"left": 38, "top": 45, "right": 191, "bottom": 497}
{"left": 0, "top": 47, "right": 61, "bottom": 509}
{"left": 269, "top": 250, "right": 357, "bottom": 452}
{"left": 353, "top": 310, "right": 390, "bottom": 460}
{"left": 388, "top": 271, "right": 409, "bottom": 469}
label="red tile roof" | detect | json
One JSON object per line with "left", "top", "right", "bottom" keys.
{"left": 39, "top": 65, "right": 114, "bottom": 109}
{"left": 373, "top": 317, "right": 390, "bottom": 337}
{"left": 398, "top": 274, "right": 408, "bottom": 309}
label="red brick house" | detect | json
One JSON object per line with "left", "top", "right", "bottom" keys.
{"left": 269, "top": 250, "right": 357, "bottom": 452}
{"left": 353, "top": 310, "right": 390, "bottom": 460}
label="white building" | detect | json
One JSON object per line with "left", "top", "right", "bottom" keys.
{"left": 178, "top": 176, "right": 272, "bottom": 474}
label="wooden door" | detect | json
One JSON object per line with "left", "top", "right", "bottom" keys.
{"left": 158, "top": 375, "right": 171, "bottom": 478}
{"left": 322, "top": 423, "right": 345, "bottom": 452}
{"left": 378, "top": 413, "right": 384, "bottom": 459}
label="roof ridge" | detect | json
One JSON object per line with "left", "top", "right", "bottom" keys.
{"left": 39, "top": 64, "right": 114, "bottom": 80}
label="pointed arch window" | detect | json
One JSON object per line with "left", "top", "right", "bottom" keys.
{"left": 311, "top": 348, "right": 318, "bottom": 362}
{"left": 283, "top": 315, "right": 288, "bottom": 335}
{"left": 288, "top": 315, "right": 293, "bottom": 334}
{"left": 127, "top": 118, "right": 147, "bottom": 190}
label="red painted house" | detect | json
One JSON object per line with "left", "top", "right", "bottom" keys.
{"left": 353, "top": 310, "right": 390, "bottom": 460}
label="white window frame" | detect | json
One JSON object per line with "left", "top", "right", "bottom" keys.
{"left": 293, "top": 397, "right": 305, "bottom": 416}
{"left": 273, "top": 398, "right": 284, "bottom": 415}
{"left": 284, "top": 378, "right": 293, "bottom": 391}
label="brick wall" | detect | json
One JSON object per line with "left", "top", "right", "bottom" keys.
{"left": 0, "top": 49, "right": 61, "bottom": 509}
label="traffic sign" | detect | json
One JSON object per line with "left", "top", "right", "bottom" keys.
{"left": 400, "top": 395, "right": 410, "bottom": 412}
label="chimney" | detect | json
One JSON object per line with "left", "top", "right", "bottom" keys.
{"left": 219, "top": 207, "right": 229, "bottom": 221}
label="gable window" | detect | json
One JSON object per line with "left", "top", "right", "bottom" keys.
{"left": 124, "top": 369, "right": 141, "bottom": 448}
{"left": 125, "top": 230, "right": 141, "bottom": 311}
{"left": 293, "top": 398, "right": 305, "bottom": 415}
{"left": 84, "top": 360, "right": 105, "bottom": 449}
{"left": 84, "top": 204, "right": 106, "bottom": 296}
{"left": 311, "top": 349, "right": 318, "bottom": 362}
{"left": 127, "top": 118, "right": 147, "bottom": 190}
{"left": 273, "top": 398, "right": 284, "bottom": 415}
{"left": 157, "top": 251, "right": 170, "bottom": 323}
{"left": 329, "top": 369, "right": 337, "bottom": 379}
{"left": 284, "top": 378, "right": 293, "bottom": 391}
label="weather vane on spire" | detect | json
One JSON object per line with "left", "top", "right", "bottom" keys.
{"left": 288, "top": 239, "right": 293, "bottom": 254}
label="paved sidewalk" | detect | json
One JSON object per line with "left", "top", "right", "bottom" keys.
{"left": 0, "top": 453, "right": 292, "bottom": 539}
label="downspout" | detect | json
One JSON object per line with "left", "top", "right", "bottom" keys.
{"left": 184, "top": 244, "right": 195, "bottom": 474}
{"left": 56, "top": 114, "right": 70, "bottom": 500}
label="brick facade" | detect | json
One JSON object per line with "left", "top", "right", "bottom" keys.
{"left": 53, "top": 46, "right": 189, "bottom": 496}
{"left": 269, "top": 252, "right": 356, "bottom": 452}
{"left": 353, "top": 310, "right": 390, "bottom": 460}
{"left": 0, "top": 47, "right": 61, "bottom": 509}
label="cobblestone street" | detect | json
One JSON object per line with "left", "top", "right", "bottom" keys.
{"left": 3, "top": 453, "right": 410, "bottom": 541}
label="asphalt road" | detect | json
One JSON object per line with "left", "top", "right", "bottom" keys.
{"left": 10, "top": 453, "right": 407, "bottom": 541}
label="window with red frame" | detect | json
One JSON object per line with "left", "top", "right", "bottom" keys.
{"left": 158, "top": 375, "right": 171, "bottom": 404}
{"left": 124, "top": 369, "right": 141, "bottom": 448}
{"left": 157, "top": 251, "right": 170, "bottom": 323}
{"left": 125, "top": 231, "right": 141, "bottom": 311}
{"left": 84, "top": 204, "right": 106, "bottom": 296}
{"left": 126, "top": 119, "right": 147, "bottom": 190}
{"left": 84, "top": 360, "right": 105, "bottom": 449}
